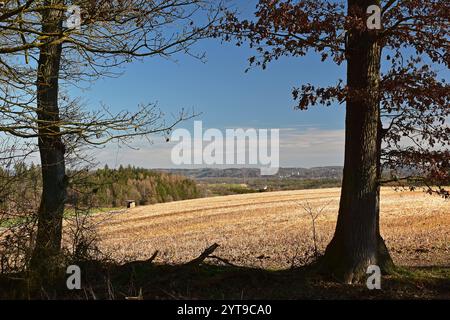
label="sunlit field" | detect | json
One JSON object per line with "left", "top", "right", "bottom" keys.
{"left": 93, "top": 187, "right": 450, "bottom": 269}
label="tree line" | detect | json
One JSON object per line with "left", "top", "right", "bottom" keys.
{"left": 0, "top": 164, "right": 200, "bottom": 215}
{"left": 76, "top": 165, "right": 200, "bottom": 207}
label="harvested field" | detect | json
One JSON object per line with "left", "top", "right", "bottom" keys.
{"left": 94, "top": 188, "right": 450, "bottom": 269}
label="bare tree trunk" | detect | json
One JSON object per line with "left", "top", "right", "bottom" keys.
{"left": 320, "top": 0, "right": 394, "bottom": 283}
{"left": 30, "top": 1, "right": 67, "bottom": 275}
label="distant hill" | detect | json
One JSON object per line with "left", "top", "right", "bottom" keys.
{"left": 156, "top": 167, "right": 344, "bottom": 180}
{"left": 153, "top": 166, "right": 425, "bottom": 196}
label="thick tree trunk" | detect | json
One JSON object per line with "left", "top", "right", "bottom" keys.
{"left": 320, "top": 0, "right": 394, "bottom": 283}
{"left": 30, "top": 2, "right": 67, "bottom": 275}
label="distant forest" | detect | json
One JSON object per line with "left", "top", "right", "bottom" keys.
{"left": 84, "top": 166, "right": 200, "bottom": 207}
{"left": 0, "top": 164, "right": 200, "bottom": 212}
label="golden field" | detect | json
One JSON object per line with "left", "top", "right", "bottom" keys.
{"left": 94, "top": 187, "right": 450, "bottom": 269}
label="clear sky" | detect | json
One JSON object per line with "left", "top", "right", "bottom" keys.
{"left": 73, "top": 1, "right": 349, "bottom": 169}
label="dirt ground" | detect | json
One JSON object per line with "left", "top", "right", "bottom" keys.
{"left": 93, "top": 187, "right": 450, "bottom": 269}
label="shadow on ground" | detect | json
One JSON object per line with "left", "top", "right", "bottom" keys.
{"left": 1, "top": 258, "right": 449, "bottom": 300}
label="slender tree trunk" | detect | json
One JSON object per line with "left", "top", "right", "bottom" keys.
{"left": 320, "top": 0, "right": 394, "bottom": 283}
{"left": 30, "top": 1, "right": 67, "bottom": 275}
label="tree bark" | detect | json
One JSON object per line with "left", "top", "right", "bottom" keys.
{"left": 30, "top": 1, "right": 67, "bottom": 275}
{"left": 320, "top": 0, "right": 394, "bottom": 283}
{"left": 376, "top": 119, "right": 395, "bottom": 274}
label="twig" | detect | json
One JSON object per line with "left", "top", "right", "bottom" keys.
{"left": 145, "top": 250, "right": 159, "bottom": 264}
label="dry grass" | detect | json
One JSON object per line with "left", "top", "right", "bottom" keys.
{"left": 92, "top": 187, "right": 450, "bottom": 269}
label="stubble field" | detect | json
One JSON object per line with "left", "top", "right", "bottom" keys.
{"left": 93, "top": 187, "right": 450, "bottom": 269}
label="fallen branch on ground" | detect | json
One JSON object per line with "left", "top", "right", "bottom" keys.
{"left": 187, "top": 243, "right": 220, "bottom": 266}
{"left": 208, "top": 255, "right": 238, "bottom": 267}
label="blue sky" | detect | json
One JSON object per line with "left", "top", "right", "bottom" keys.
{"left": 68, "top": 1, "right": 449, "bottom": 170}
{"left": 77, "top": 38, "right": 348, "bottom": 169}
{"left": 78, "top": 38, "right": 346, "bottom": 128}
{"left": 72, "top": 1, "right": 349, "bottom": 169}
